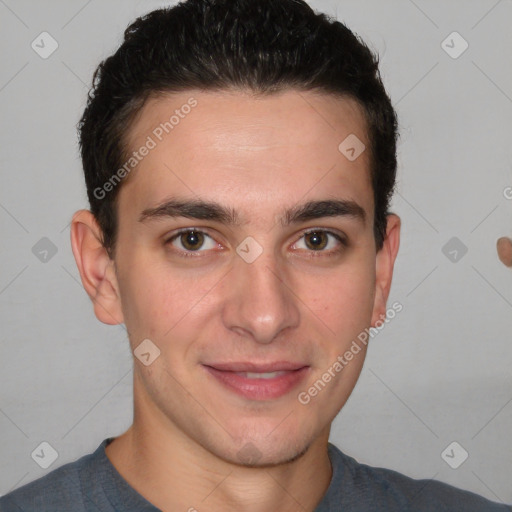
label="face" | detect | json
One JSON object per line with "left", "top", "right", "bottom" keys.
{"left": 86, "top": 89, "right": 399, "bottom": 466}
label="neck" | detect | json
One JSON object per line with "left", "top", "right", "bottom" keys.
{"left": 105, "top": 407, "right": 332, "bottom": 512}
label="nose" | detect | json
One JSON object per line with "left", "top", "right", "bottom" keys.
{"left": 221, "top": 249, "right": 301, "bottom": 344}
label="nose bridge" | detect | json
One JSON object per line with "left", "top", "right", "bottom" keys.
{"left": 222, "top": 243, "right": 300, "bottom": 344}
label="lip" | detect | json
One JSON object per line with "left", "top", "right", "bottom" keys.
{"left": 203, "top": 362, "right": 310, "bottom": 401}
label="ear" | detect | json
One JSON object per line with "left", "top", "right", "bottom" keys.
{"left": 70, "top": 209, "right": 124, "bottom": 325}
{"left": 370, "top": 214, "right": 401, "bottom": 327}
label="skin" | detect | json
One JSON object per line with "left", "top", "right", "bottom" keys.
{"left": 71, "top": 89, "right": 401, "bottom": 512}
{"left": 497, "top": 237, "right": 512, "bottom": 267}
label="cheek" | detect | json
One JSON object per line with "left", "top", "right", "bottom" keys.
{"left": 116, "top": 256, "right": 171, "bottom": 340}
{"left": 117, "top": 255, "right": 221, "bottom": 343}
{"left": 307, "top": 262, "right": 376, "bottom": 333}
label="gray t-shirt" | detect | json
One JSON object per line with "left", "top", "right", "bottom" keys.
{"left": 1, "top": 438, "right": 510, "bottom": 511}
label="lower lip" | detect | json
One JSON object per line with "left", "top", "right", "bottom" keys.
{"left": 203, "top": 366, "right": 310, "bottom": 401}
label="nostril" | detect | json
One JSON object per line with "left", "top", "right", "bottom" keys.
{"left": 497, "top": 237, "right": 512, "bottom": 267}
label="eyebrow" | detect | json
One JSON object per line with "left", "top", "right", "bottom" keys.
{"left": 138, "top": 197, "right": 366, "bottom": 227}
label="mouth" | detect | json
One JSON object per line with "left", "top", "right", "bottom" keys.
{"left": 202, "top": 362, "right": 310, "bottom": 401}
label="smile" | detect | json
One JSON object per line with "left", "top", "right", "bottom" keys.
{"left": 202, "top": 363, "right": 310, "bottom": 401}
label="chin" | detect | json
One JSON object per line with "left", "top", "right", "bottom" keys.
{"left": 204, "top": 427, "right": 315, "bottom": 468}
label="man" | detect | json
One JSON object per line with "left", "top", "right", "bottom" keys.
{"left": 1, "top": 0, "right": 510, "bottom": 510}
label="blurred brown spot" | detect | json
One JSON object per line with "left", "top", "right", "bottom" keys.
{"left": 497, "top": 237, "right": 512, "bottom": 267}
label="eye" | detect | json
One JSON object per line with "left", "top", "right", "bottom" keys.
{"left": 292, "top": 229, "right": 346, "bottom": 254}
{"left": 165, "top": 227, "right": 346, "bottom": 258}
{"left": 166, "top": 229, "right": 219, "bottom": 254}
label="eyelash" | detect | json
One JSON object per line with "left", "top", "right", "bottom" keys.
{"left": 164, "top": 228, "right": 347, "bottom": 259}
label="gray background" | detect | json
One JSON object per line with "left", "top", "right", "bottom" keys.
{"left": 1, "top": 0, "right": 511, "bottom": 504}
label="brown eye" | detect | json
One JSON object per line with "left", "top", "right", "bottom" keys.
{"left": 293, "top": 229, "right": 346, "bottom": 255}
{"left": 179, "top": 230, "right": 205, "bottom": 251}
{"left": 304, "top": 231, "right": 328, "bottom": 250}
{"left": 166, "top": 229, "right": 217, "bottom": 253}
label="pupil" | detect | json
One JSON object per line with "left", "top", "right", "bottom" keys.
{"left": 182, "top": 231, "right": 203, "bottom": 250}
{"left": 307, "top": 232, "right": 327, "bottom": 250}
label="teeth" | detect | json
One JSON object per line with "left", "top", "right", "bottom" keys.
{"left": 240, "top": 371, "right": 285, "bottom": 379}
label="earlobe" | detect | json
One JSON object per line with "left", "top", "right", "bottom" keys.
{"left": 70, "top": 209, "right": 124, "bottom": 325}
{"left": 371, "top": 214, "right": 401, "bottom": 327}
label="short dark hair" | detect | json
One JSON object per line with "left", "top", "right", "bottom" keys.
{"left": 78, "top": 0, "right": 398, "bottom": 258}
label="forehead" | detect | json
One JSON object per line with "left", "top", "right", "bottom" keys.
{"left": 118, "top": 89, "right": 373, "bottom": 223}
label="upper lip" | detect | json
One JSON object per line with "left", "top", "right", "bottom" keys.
{"left": 204, "top": 361, "right": 308, "bottom": 372}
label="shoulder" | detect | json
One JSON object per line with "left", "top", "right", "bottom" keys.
{"left": 324, "top": 443, "right": 512, "bottom": 511}
{"left": 0, "top": 442, "right": 106, "bottom": 512}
